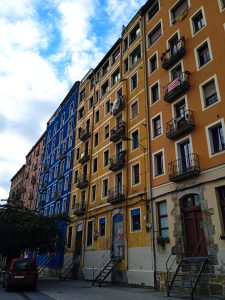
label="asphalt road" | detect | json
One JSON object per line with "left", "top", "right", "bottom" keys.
{"left": 0, "top": 279, "right": 219, "bottom": 300}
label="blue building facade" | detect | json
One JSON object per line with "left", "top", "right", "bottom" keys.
{"left": 36, "top": 81, "right": 80, "bottom": 270}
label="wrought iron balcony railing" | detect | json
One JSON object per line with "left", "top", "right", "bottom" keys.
{"left": 78, "top": 150, "right": 90, "bottom": 164}
{"left": 168, "top": 153, "right": 200, "bottom": 182}
{"left": 166, "top": 110, "right": 195, "bottom": 140}
{"left": 76, "top": 174, "right": 89, "bottom": 189}
{"left": 110, "top": 121, "right": 126, "bottom": 143}
{"left": 107, "top": 185, "right": 126, "bottom": 204}
{"left": 163, "top": 72, "right": 190, "bottom": 103}
{"left": 109, "top": 150, "right": 126, "bottom": 171}
{"left": 79, "top": 127, "right": 91, "bottom": 141}
{"left": 73, "top": 202, "right": 86, "bottom": 216}
{"left": 161, "top": 37, "right": 186, "bottom": 70}
{"left": 111, "top": 95, "right": 125, "bottom": 116}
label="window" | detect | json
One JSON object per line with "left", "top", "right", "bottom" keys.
{"left": 74, "top": 170, "right": 78, "bottom": 183}
{"left": 67, "top": 226, "right": 72, "bottom": 248}
{"left": 130, "top": 45, "right": 141, "bottom": 65}
{"left": 52, "top": 184, "right": 56, "bottom": 197}
{"left": 112, "top": 48, "right": 120, "bottom": 64}
{"left": 50, "top": 205, "right": 54, "bottom": 215}
{"left": 95, "top": 90, "right": 99, "bottom": 103}
{"left": 151, "top": 82, "right": 159, "bottom": 104}
{"left": 192, "top": 9, "right": 205, "bottom": 34}
{"left": 131, "top": 101, "right": 138, "bottom": 119}
{"left": 51, "top": 138, "right": 56, "bottom": 152}
{"left": 132, "top": 130, "right": 139, "bottom": 150}
{"left": 93, "top": 157, "right": 98, "bottom": 173}
{"left": 105, "top": 100, "right": 110, "bottom": 114}
{"left": 102, "top": 178, "right": 108, "bottom": 198}
{"left": 62, "top": 198, "right": 67, "bottom": 214}
{"left": 104, "top": 125, "right": 109, "bottom": 139}
{"left": 132, "top": 164, "right": 140, "bottom": 185}
{"left": 207, "top": 122, "right": 225, "bottom": 154}
{"left": 81, "top": 190, "right": 86, "bottom": 203}
{"left": 154, "top": 151, "right": 164, "bottom": 176}
{"left": 54, "top": 165, "right": 58, "bottom": 178}
{"left": 59, "top": 130, "right": 63, "bottom": 144}
{"left": 130, "top": 23, "right": 140, "bottom": 44}
{"left": 96, "top": 71, "right": 100, "bottom": 83}
{"left": 95, "top": 110, "right": 99, "bottom": 124}
{"left": 196, "top": 41, "right": 211, "bottom": 68}
{"left": 220, "top": 0, "right": 225, "bottom": 10}
{"left": 131, "top": 73, "right": 137, "bottom": 91}
{"left": 147, "top": 22, "right": 162, "bottom": 47}
{"left": 80, "top": 89, "right": 85, "bottom": 102}
{"left": 152, "top": 115, "right": 162, "bottom": 137}
{"left": 147, "top": 0, "right": 159, "bottom": 21}
{"left": 66, "top": 154, "right": 71, "bottom": 168}
{"left": 46, "top": 189, "right": 50, "bottom": 202}
{"left": 202, "top": 78, "right": 218, "bottom": 107}
{"left": 90, "top": 77, "right": 94, "bottom": 90}
{"left": 68, "top": 135, "right": 73, "bottom": 148}
{"left": 102, "top": 61, "right": 109, "bottom": 76}
{"left": 64, "top": 175, "right": 69, "bottom": 190}
{"left": 61, "top": 113, "right": 65, "bottom": 126}
{"left": 89, "top": 96, "right": 93, "bottom": 110}
{"left": 112, "top": 68, "right": 120, "bottom": 85}
{"left": 53, "top": 122, "right": 58, "bottom": 135}
{"left": 58, "top": 180, "right": 63, "bottom": 196}
{"left": 78, "top": 107, "right": 84, "bottom": 120}
{"left": 124, "top": 58, "right": 128, "bottom": 73}
{"left": 131, "top": 208, "right": 141, "bottom": 232}
{"left": 123, "top": 37, "right": 128, "bottom": 51}
{"left": 217, "top": 186, "right": 225, "bottom": 231}
{"left": 56, "top": 202, "right": 60, "bottom": 215}
{"left": 72, "top": 194, "right": 76, "bottom": 208}
{"left": 157, "top": 201, "right": 169, "bottom": 238}
{"left": 87, "top": 220, "right": 93, "bottom": 247}
{"left": 171, "top": 0, "right": 188, "bottom": 24}
{"left": 171, "top": 63, "right": 182, "bottom": 80}
{"left": 69, "top": 103, "right": 74, "bottom": 117}
{"left": 103, "top": 150, "right": 109, "bottom": 166}
{"left": 149, "top": 53, "right": 157, "bottom": 74}
{"left": 102, "top": 80, "right": 109, "bottom": 96}
{"left": 68, "top": 120, "right": 72, "bottom": 135}
{"left": 76, "top": 148, "right": 80, "bottom": 160}
{"left": 91, "top": 185, "right": 96, "bottom": 202}
{"left": 99, "top": 218, "right": 105, "bottom": 236}
{"left": 94, "top": 132, "right": 99, "bottom": 147}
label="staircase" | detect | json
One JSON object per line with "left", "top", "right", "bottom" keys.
{"left": 38, "top": 254, "right": 54, "bottom": 275}
{"left": 60, "top": 256, "right": 80, "bottom": 280}
{"left": 92, "top": 247, "right": 122, "bottom": 287}
{"left": 166, "top": 235, "right": 208, "bottom": 299}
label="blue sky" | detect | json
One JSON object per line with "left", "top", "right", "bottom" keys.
{"left": 0, "top": 0, "right": 146, "bottom": 199}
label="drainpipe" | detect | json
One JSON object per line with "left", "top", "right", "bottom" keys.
{"left": 140, "top": 11, "right": 157, "bottom": 290}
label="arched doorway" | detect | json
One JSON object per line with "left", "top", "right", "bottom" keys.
{"left": 180, "top": 194, "right": 207, "bottom": 256}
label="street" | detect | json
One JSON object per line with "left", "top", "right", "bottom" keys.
{"left": 0, "top": 279, "right": 219, "bottom": 300}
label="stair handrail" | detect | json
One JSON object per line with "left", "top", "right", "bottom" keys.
{"left": 38, "top": 255, "right": 54, "bottom": 274}
{"left": 93, "top": 246, "right": 122, "bottom": 282}
{"left": 166, "top": 238, "right": 183, "bottom": 288}
{"left": 60, "top": 261, "right": 74, "bottom": 279}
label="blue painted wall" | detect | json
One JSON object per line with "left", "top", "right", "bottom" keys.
{"left": 36, "top": 81, "right": 80, "bottom": 269}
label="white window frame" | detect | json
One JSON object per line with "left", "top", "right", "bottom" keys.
{"left": 199, "top": 74, "right": 221, "bottom": 111}
{"left": 104, "top": 99, "right": 111, "bottom": 115}
{"left": 91, "top": 184, "right": 97, "bottom": 203}
{"left": 93, "top": 156, "right": 98, "bottom": 174}
{"left": 189, "top": 6, "right": 206, "bottom": 37}
{"left": 174, "top": 134, "right": 193, "bottom": 160}
{"left": 62, "top": 198, "right": 67, "bottom": 213}
{"left": 131, "top": 129, "right": 140, "bottom": 151}
{"left": 172, "top": 95, "right": 188, "bottom": 119}
{"left": 104, "top": 123, "right": 110, "bottom": 140}
{"left": 130, "top": 99, "right": 139, "bottom": 119}
{"left": 152, "top": 148, "right": 165, "bottom": 178}
{"left": 205, "top": 118, "right": 225, "bottom": 158}
{"left": 169, "top": 0, "right": 191, "bottom": 26}
{"left": 86, "top": 219, "right": 94, "bottom": 248}
{"left": 169, "top": 60, "right": 184, "bottom": 81}
{"left": 148, "top": 51, "right": 158, "bottom": 75}
{"left": 131, "top": 163, "right": 141, "bottom": 186}
{"left": 218, "top": 0, "right": 225, "bottom": 12}
{"left": 130, "top": 72, "right": 138, "bottom": 92}
{"left": 98, "top": 216, "right": 106, "bottom": 237}
{"left": 151, "top": 112, "right": 163, "bottom": 140}
{"left": 146, "top": 0, "right": 160, "bottom": 23}
{"left": 146, "top": 19, "right": 163, "bottom": 48}
{"left": 149, "top": 79, "right": 160, "bottom": 106}
{"left": 130, "top": 207, "right": 142, "bottom": 233}
{"left": 194, "top": 37, "right": 213, "bottom": 71}
{"left": 103, "top": 149, "right": 110, "bottom": 167}
{"left": 102, "top": 177, "right": 109, "bottom": 198}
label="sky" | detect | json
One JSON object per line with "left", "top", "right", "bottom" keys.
{"left": 0, "top": 0, "right": 147, "bottom": 199}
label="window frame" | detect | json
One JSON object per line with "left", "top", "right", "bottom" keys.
{"left": 152, "top": 148, "right": 165, "bottom": 178}
{"left": 205, "top": 119, "right": 225, "bottom": 157}
{"left": 131, "top": 129, "right": 139, "bottom": 151}
{"left": 149, "top": 80, "right": 160, "bottom": 105}
{"left": 131, "top": 163, "right": 140, "bottom": 186}
{"left": 130, "top": 207, "right": 142, "bottom": 232}
{"left": 190, "top": 6, "right": 206, "bottom": 37}
{"left": 102, "top": 178, "right": 109, "bottom": 198}
{"left": 157, "top": 201, "right": 169, "bottom": 238}
{"left": 199, "top": 75, "right": 221, "bottom": 110}
{"left": 194, "top": 37, "right": 213, "bottom": 70}
{"left": 130, "top": 72, "right": 138, "bottom": 92}
{"left": 130, "top": 100, "right": 138, "bottom": 119}
{"left": 99, "top": 217, "right": 106, "bottom": 237}
{"left": 147, "top": 0, "right": 160, "bottom": 22}
{"left": 148, "top": 51, "right": 158, "bottom": 75}
{"left": 86, "top": 219, "right": 94, "bottom": 247}
{"left": 147, "top": 20, "right": 162, "bottom": 48}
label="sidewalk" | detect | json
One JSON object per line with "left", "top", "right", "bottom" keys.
{"left": 33, "top": 279, "right": 220, "bottom": 300}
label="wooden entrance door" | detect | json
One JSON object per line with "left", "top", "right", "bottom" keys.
{"left": 181, "top": 194, "right": 207, "bottom": 257}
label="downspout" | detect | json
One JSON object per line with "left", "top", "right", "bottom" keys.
{"left": 140, "top": 11, "right": 157, "bottom": 290}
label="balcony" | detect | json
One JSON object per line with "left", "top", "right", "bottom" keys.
{"left": 111, "top": 95, "right": 125, "bottom": 116}
{"left": 40, "top": 182, "right": 47, "bottom": 193}
{"left": 163, "top": 72, "right": 190, "bottom": 103}
{"left": 57, "top": 171, "right": 64, "bottom": 180}
{"left": 73, "top": 202, "right": 86, "bottom": 216}
{"left": 166, "top": 110, "right": 195, "bottom": 140}
{"left": 107, "top": 185, "right": 126, "bottom": 204}
{"left": 168, "top": 153, "right": 200, "bottom": 182}
{"left": 78, "top": 150, "right": 90, "bottom": 164}
{"left": 76, "top": 174, "right": 89, "bottom": 189}
{"left": 109, "top": 150, "right": 126, "bottom": 171}
{"left": 161, "top": 37, "right": 186, "bottom": 70}
{"left": 79, "top": 127, "right": 91, "bottom": 142}
{"left": 110, "top": 122, "right": 126, "bottom": 143}
{"left": 53, "top": 192, "right": 62, "bottom": 201}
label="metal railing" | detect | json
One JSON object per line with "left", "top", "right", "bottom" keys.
{"left": 107, "top": 185, "right": 126, "bottom": 203}
{"left": 111, "top": 95, "right": 125, "bottom": 115}
{"left": 161, "top": 37, "right": 185, "bottom": 69}
{"left": 80, "top": 127, "right": 91, "bottom": 141}
{"left": 109, "top": 150, "right": 126, "bottom": 171}
{"left": 110, "top": 122, "right": 126, "bottom": 142}
{"left": 163, "top": 72, "right": 190, "bottom": 101}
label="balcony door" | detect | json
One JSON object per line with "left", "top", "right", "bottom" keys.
{"left": 177, "top": 139, "right": 191, "bottom": 173}
{"left": 83, "top": 164, "right": 87, "bottom": 177}
{"left": 115, "top": 172, "right": 123, "bottom": 194}
{"left": 181, "top": 194, "right": 207, "bottom": 257}
{"left": 112, "top": 214, "right": 123, "bottom": 260}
